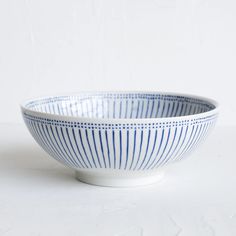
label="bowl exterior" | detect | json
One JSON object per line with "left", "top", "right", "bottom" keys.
{"left": 22, "top": 110, "right": 218, "bottom": 172}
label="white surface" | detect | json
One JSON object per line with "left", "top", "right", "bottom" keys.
{"left": 0, "top": 123, "right": 236, "bottom": 235}
{"left": 75, "top": 170, "right": 165, "bottom": 187}
{"left": 0, "top": 0, "right": 235, "bottom": 125}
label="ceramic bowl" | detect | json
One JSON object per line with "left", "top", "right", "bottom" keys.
{"left": 21, "top": 92, "right": 218, "bottom": 187}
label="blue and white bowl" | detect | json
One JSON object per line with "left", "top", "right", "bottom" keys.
{"left": 21, "top": 92, "right": 218, "bottom": 187}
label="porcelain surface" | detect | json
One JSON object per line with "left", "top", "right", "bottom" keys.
{"left": 21, "top": 92, "right": 219, "bottom": 186}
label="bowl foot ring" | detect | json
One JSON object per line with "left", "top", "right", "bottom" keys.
{"left": 75, "top": 170, "right": 165, "bottom": 187}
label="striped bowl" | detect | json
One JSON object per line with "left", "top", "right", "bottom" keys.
{"left": 21, "top": 92, "right": 218, "bottom": 187}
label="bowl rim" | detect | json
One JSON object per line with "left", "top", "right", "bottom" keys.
{"left": 20, "top": 91, "right": 219, "bottom": 123}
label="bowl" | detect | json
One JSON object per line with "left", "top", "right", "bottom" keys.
{"left": 21, "top": 92, "right": 218, "bottom": 187}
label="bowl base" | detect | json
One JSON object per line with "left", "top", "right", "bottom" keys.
{"left": 75, "top": 170, "right": 164, "bottom": 187}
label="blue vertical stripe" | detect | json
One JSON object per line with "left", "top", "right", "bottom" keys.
{"left": 105, "top": 130, "right": 111, "bottom": 168}
{"left": 157, "top": 126, "right": 178, "bottom": 167}
{"left": 145, "top": 100, "right": 150, "bottom": 118}
{"left": 119, "top": 100, "right": 122, "bottom": 118}
{"left": 124, "top": 130, "right": 129, "bottom": 170}
{"left": 133, "top": 130, "right": 144, "bottom": 170}
{"left": 98, "top": 130, "right": 107, "bottom": 168}
{"left": 142, "top": 130, "right": 158, "bottom": 169}
{"left": 65, "top": 128, "right": 84, "bottom": 168}
{"left": 72, "top": 128, "right": 89, "bottom": 168}
{"left": 112, "top": 130, "right": 116, "bottom": 169}
{"left": 91, "top": 130, "right": 102, "bottom": 168}
{"left": 84, "top": 129, "right": 97, "bottom": 168}
{"left": 140, "top": 100, "right": 144, "bottom": 118}
{"left": 137, "top": 130, "right": 151, "bottom": 170}
{"left": 129, "top": 129, "right": 137, "bottom": 170}
{"left": 161, "top": 126, "right": 183, "bottom": 165}
{"left": 125, "top": 100, "right": 128, "bottom": 118}
{"left": 150, "top": 100, "right": 155, "bottom": 118}
{"left": 60, "top": 127, "right": 78, "bottom": 166}
{"left": 146, "top": 128, "right": 165, "bottom": 169}
{"left": 150, "top": 128, "right": 171, "bottom": 169}
{"left": 170, "top": 126, "right": 189, "bottom": 162}
{"left": 119, "top": 130, "right": 122, "bottom": 169}
{"left": 136, "top": 100, "right": 140, "bottom": 118}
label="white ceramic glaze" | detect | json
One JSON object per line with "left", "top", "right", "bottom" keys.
{"left": 21, "top": 91, "right": 219, "bottom": 187}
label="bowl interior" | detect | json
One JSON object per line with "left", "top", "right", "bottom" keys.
{"left": 24, "top": 93, "right": 216, "bottom": 119}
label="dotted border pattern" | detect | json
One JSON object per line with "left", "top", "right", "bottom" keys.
{"left": 23, "top": 112, "right": 218, "bottom": 130}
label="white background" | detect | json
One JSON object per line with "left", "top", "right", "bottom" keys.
{"left": 0, "top": 0, "right": 236, "bottom": 235}
{"left": 0, "top": 0, "right": 235, "bottom": 125}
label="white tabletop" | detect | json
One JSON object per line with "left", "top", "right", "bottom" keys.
{"left": 0, "top": 123, "right": 235, "bottom": 236}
